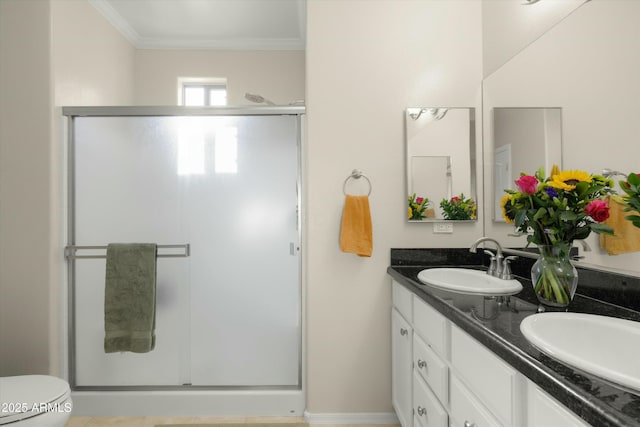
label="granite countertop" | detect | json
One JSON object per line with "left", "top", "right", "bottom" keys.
{"left": 388, "top": 249, "right": 640, "bottom": 427}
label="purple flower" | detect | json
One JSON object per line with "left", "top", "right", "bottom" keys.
{"left": 544, "top": 187, "right": 558, "bottom": 198}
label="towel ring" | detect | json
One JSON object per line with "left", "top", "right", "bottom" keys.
{"left": 343, "top": 169, "right": 372, "bottom": 196}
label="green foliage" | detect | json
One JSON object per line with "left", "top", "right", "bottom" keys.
{"left": 439, "top": 194, "right": 477, "bottom": 221}
{"left": 408, "top": 193, "right": 430, "bottom": 220}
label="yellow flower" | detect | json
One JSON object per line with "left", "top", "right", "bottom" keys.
{"left": 548, "top": 169, "right": 592, "bottom": 191}
{"left": 550, "top": 164, "right": 560, "bottom": 179}
{"left": 501, "top": 194, "right": 514, "bottom": 224}
{"left": 408, "top": 206, "right": 412, "bottom": 219}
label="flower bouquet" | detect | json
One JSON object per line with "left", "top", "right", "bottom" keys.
{"left": 408, "top": 194, "right": 430, "bottom": 220}
{"left": 440, "top": 194, "right": 476, "bottom": 220}
{"left": 501, "top": 166, "right": 614, "bottom": 306}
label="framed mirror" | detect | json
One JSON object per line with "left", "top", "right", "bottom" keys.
{"left": 492, "top": 107, "right": 562, "bottom": 221}
{"left": 406, "top": 107, "right": 477, "bottom": 222}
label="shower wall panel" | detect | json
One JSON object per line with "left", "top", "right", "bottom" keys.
{"left": 71, "top": 113, "right": 300, "bottom": 388}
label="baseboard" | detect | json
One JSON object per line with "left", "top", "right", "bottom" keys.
{"left": 303, "top": 411, "right": 399, "bottom": 425}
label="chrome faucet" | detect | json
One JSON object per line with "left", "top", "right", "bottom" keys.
{"left": 470, "top": 237, "right": 505, "bottom": 278}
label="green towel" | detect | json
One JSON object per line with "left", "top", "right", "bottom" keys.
{"left": 104, "top": 243, "right": 157, "bottom": 353}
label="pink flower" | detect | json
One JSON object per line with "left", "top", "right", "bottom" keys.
{"left": 451, "top": 196, "right": 460, "bottom": 203}
{"left": 585, "top": 199, "right": 610, "bottom": 223}
{"left": 416, "top": 197, "right": 424, "bottom": 205}
{"left": 515, "top": 175, "right": 539, "bottom": 195}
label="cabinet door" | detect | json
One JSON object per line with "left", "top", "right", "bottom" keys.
{"left": 450, "top": 375, "right": 503, "bottom": 427}
{"left": 529, "top": 384, "right": 591, "bottom": 427}
{"left": 392, "top": 308, "right": 413, "bottom": 427}
{"left": 451, "top": 326, "right": 520, "bottom": 426}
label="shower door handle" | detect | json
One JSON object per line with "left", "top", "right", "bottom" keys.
{"left": 290, "top": 242, "right": 299, "bottom": 255}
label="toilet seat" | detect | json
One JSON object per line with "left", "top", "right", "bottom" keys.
{"left": 0, "top": 375, "right": 71, "bottom": 425}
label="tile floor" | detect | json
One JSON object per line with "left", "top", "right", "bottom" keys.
{"left": 65, "top": 416, "right": 302, "bottom": 427}
{"left": 64, "top": 416, "right": 399, "bottom": 427}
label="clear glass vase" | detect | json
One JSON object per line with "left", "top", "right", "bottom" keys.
{"left": 531, "top": 243, "right": 578, "bottom": 308}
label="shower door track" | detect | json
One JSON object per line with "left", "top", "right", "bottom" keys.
{"left": 63, "top": 106, "right": 306, "bottom": 400}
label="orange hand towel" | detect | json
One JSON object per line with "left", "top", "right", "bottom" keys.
{"left": 340, "top": 195, "right": 373, "bottom": 257}
{"left": 600, "top": 195, "right": 640, "bottom": 255}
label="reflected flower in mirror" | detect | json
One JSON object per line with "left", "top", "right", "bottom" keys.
{"left": 620, "top": 172, "right": 640, "bottom": 228}
{"left": 440, "top": 194, "right": 476, "bottom": 220}
{"left": 408, "top": 194, "right": 430, "bottom": 220}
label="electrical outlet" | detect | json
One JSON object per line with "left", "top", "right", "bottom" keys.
{"left": 433, "top": 223, "right": 454, "bottom": 233}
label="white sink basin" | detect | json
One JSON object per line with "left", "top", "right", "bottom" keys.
{"left": 521, "top": 312, "right": 640, "bottom": 392}
{"left": 417, "top": 268, "right": 523, "bottom": 296}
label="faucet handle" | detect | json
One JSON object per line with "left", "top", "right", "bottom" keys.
{"left": 484, "top": 250, "right": 497, "bottom": 276}
{"left": 500, "top": 256, "right": 518, "bottom": 280}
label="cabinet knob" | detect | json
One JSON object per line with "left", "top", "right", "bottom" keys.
{"left": 417, "top": 359, "right": 427, "bottom": 369}
{"left": 417, "top": 406, "right": 427, "bottom": 416}
{"left": 400, "top": 328, "right": 408, "bottom": 336}
{"left": 464, "top": 421, "right": 477, "bottom": 427}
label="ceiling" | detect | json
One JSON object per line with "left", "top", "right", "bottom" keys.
{"left": 89, "top": 0, "right": 306, "bottom": 50}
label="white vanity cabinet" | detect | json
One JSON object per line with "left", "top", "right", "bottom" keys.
{"left": 391, "top": 279, "right": 591, "bottom": 427}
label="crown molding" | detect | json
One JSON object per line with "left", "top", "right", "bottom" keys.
{"left": 136, "top": 37, "right": 305, "bottom": 51}
{"left": 88, "top": 0, "right": 141, "bottom": 47}
{"left": 88, "top": 0, "right": 305, "bottom": 51}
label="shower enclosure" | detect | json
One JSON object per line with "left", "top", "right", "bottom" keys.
{"left": 63, "top": 106, "right": 304, "bottom": 415}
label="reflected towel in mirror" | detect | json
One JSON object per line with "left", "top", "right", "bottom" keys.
{"left": 600, "top": 196, "right": 640, "bottom": 255}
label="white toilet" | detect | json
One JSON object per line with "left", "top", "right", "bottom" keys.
{"left": 0, "top": 375, "right": 72, "bottom": 427}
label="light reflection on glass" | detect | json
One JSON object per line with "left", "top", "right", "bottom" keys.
{"left": 177, "top": 117, "right": 206, "bottom": 175}
{"left": 215, "top": 127, "right": 238, "bottom": 174}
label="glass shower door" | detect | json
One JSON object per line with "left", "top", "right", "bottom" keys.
{"left": 71, "top": 112, "right": 300, "bottom": 388}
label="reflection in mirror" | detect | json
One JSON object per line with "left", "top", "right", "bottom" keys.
{"left": 483, "top": 0, "right": 640, "bottom": 275}
{"left": 411, "top": 156, "right": 451, "bottom": 220}
{"left": 406, "top": 107, "right": 476, "bottom": 222}
{"left": 492, "top": 108, "right": 562, "bottom": 221}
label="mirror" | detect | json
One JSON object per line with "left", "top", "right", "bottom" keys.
{"left": 406, "top": 107, "right": 476, "bottom": 222}
{"left": 483, "top": 0, "right": 640, "bottom": 274}
{"left": 492, "top": 107, "right": 562, "bottom": 221}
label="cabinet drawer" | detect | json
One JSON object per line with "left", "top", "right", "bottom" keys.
{"left": 413, "top": 297, "right": 449, "bottom": 358}
{"left": 451, "top": 326, "right": 517, "bottom": 426}
{"left": 413, "top": 333, "right": 448, "bottom": 405}
{"left": 413, "top": 372, "right": 448, "bottom": 427}
{"left": 450, "top": 375, "right": 502, "bottom": 427}
{"left": 393, "top": 280, "right": 413, "bottom": 322}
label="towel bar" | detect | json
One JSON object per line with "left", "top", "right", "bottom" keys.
{"left": 64, "top": 244, "right": 190, "bottom": 259}
{"left": 343, "top": 169, "right": 372, "bottom": 196}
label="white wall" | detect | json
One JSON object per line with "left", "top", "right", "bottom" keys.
{"left": 52, "top": 0, "right": 135, "bottom": 106}
{"left": 483, "top": 0, "right": 640, "bottom": 275}
{"left": 305, "top": 0, "right": 482, "bottom": 414}
{"left": 0, "top": 0, "right": 135, "bottom": 376}
{"left": 134, "top": 50, "right": 304, "bottom": 105}
{"left": 0, "top": 0, "right": 54, "bottom": 376}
